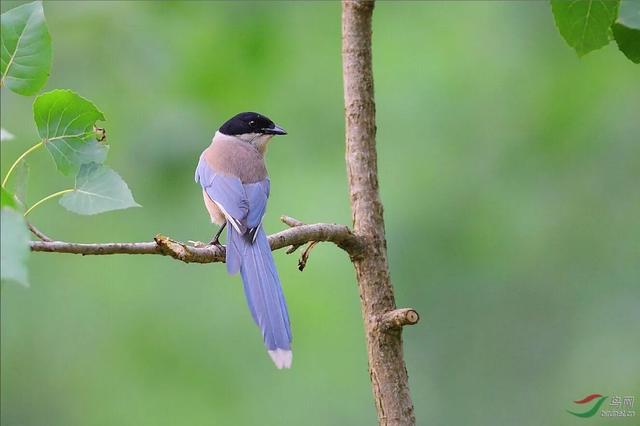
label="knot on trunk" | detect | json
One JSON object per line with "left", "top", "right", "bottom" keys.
{"left": 377, "top": 308, "right": 420, "bottom": 332}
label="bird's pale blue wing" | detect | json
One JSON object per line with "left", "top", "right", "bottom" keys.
{"left": 244, "top": 179, "right": 270, "bottom": 230}
{"left": 230, "top": 180, "right": 269, "bottom": 274}
{"left": 195, "top": 156, "right": 249, "bottom": 226}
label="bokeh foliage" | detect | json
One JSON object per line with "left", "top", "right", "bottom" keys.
{"left": 1, "top": 1, "right": 639, "bottom": 425}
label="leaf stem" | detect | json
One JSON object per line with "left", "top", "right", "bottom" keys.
{"left": 2, "top": 141, "right": 43, "bottom": 187}
{"left": 24, "top": 189, "right": 74, "bottom": 217}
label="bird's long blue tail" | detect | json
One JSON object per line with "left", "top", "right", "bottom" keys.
{"left": 226, "top": 225, "right": 292, "bottom": 369}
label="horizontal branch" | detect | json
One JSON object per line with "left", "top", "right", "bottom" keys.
{"left": 29, "top": 217, "right": 363, "bottom": 264}
{"left": 378, "top": 308, "right": 420, "bottom": 331}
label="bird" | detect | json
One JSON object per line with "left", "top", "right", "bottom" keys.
{"left": 194, "top": 112, "right": 292, "bottom": 369}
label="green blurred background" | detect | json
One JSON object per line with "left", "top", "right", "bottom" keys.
{"left": 2, "top": 1, "right": 639, "bottom": 425}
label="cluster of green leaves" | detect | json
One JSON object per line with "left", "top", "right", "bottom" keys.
{"left": 551, "top": 0, "right": 640, "bottom": 62}
{"left": 1, "top": 2, "right": 140, "bottom": 286}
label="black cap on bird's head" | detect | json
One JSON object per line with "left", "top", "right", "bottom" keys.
{"left": 219, "top": 112, "right": 287, "bottom": 136}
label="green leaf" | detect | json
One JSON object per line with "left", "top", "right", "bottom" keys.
{"left": 613, "top": 0, "right": 640, "bottom": 63}
{"left": 551, "top": 0, "right": 620, "bottom": 56}
{"left": 59, "top": 163, "right": 140, "bottom": 215}
{"left": 0, "top": 1, "right": 52, "bottom": 95}
{"left": 1, "top": 187, "right": 18, "bottom": 209}
{"left": 0, "top": 207, "right": 30, "bottom": 286}
{"left": 1, "top": 127, "right": 15, "bottom": 141}
{"left": 613, "top": 22, "right": 640, "bottom": 62}
{"left": 33, "top": 89, "right": 109, "bottom": 175}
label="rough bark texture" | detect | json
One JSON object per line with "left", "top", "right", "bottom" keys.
{"left": 342, "top": 1, "right": 417, "bottom": 424}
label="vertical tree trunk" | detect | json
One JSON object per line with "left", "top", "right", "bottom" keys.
{"left": 342, "top": 1, "right": 417, "bottom": 425}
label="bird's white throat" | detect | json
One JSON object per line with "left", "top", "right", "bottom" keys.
{"left": 237, "top": 132, "right": 274, "bottom": 154}
{"left": 213, "top": 131, "right": 275, "bottom": 155}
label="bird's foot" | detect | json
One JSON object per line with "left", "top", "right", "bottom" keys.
{"left": 208, "top": 237, "right": 223, "bottom": 248}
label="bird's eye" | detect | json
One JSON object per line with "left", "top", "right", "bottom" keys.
{"left": 249, "top": 120, "right": 256, "bottom": 127}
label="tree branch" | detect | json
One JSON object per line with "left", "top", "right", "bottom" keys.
{"left": 343, "top": 0, "right": 417, "bottom": 424}
{"left": 29, "top": 218, "right": 363, "bottom": 264}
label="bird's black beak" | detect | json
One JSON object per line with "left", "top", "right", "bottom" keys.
{"left": 263, "top": 124, "right": 287, "bottom": 135}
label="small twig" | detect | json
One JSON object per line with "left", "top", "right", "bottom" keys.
{"left": 285, "top": 245, "right": 300, "bottom": 255}
{"left": 280, "top": 215, "right": 305, "bottom": 227}
{"left": 280, "top": 216, "right": 325, "bottom": 269}
{"left": 27, "top": 222, "right": 52, "bottom": 242}
{"left": 281, "top": 215, "right": 309, "bottom": 255}
{"left": 281, "top": 215, "right": 307, "bottom": 253}
{"left": 378, "top": 308, "right": 420, "bottom": 332}
{"left": 298, "top": 241, "right": 319, "bottom": 271}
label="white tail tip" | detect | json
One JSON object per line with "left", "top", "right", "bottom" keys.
{"left": 268, "top": 349, "right": 292, "bottom": 369}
